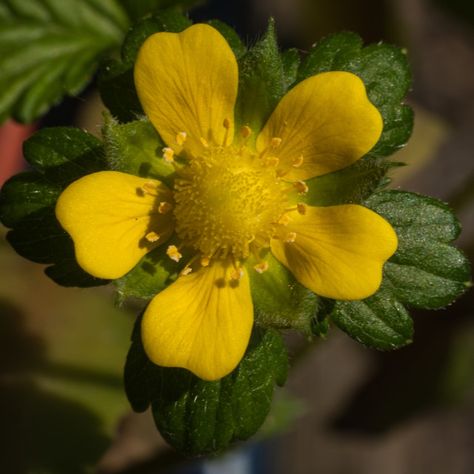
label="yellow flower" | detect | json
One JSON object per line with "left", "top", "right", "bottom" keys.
{"left": 56, "top": 24, "right": 397, "bottom": 381}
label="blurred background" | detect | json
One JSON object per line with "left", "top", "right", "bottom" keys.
{"left": 1, "top": 0, "right": 473, "bottom": 472}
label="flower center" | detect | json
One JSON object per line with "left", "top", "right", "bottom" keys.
{"left": 173, "top": 145, "right": 287, "bottom": 260}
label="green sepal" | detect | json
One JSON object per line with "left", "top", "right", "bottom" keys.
{"left": 331, "top": 288, "right": 413, "bottom": 350}
{"left": 102, "top": 114, "right": 175, "bottom": 184}
{"left": 298, "top": 32, "right": 413, "bottom": 156}
{"left": 99, "top": 9, "right": 191, "bottom": 123}
{"left": 281, "top": 48, "right": 301, "bottom": 89}
{"left": 0, "top": 0, "right": 128, "bottom": 123}
{"left": 235, "top": 19, "right": 285, "bottom": 136}
{"left": 208, "top": 20, "right": 246, "bottom": 59}
{"left": 124, "top": 321, "right": 288, "bottom": 456}
{"left": 0, "top": 127, "right": 109, "bottom": 287}
{"left": 247, "top": 253, "right": 318, "bottom": 333}
{"left": 367, "top": 191, "right": 471, "bottom": 309}
{"left": 303, "top": 156, "right": 393, "bottom": 207}
{"left": 119, "top": 0, "right": 201, "bottom": 21}
{"left": 114, "top": 236, "right": 192, "bottom": 300}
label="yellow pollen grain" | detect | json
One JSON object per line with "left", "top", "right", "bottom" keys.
{"left": 254, "top": 261, "right": 269, "bottom": 274}
{"left": 176, "top": 131, "right": 187, "bottom": 146}
{"left": 285, "top": 232, "right": 297, "bottom": 243}
{"left": 292, "top": 155, "right": 304, "bottom": 168}
{"left": 145, "top": 231, "right": 160, "bottom": 243}
{"left": 200, "top": 256, "right": 210, "bottom": 267}
{"left": 200, "top": 137, "right": 209, "bottom": 148}
{"left": 158, "top": 201, "right": 173, "bottom": 214}
{"left": 241, "top": 125, "right": 252, "bottom": 139}
{"left": 166, "top": 245, "right": 182, "bottom": 262}
{"left": 294, "top": 181, "right": 309, "bottom": 194}
{"left": 163, "top": 147, "right": 174, "bottom": 162}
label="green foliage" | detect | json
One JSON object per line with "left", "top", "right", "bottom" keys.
{"left": 0, "top": 128, "right": 108, "bottom": 286}
{"left": 235, "top": 19, "right": 286, "bottom": 136}
{"left": 248, "top": 253, "right": 318, "bottom": 333}
{"left": 299, "top": 32, "right": 413, "bottom": 157}
{"left": 330, "top": 191, "right": 470, "bottom": 349}
{"left": 304, "top": 156, "right": 394, "bottom": 207}
{"left": 368, "top": 191, "right": 471, "bottom": 309}
{"left": 124, "top": 323, "right": 288, "bottom": 455}
{"left": 99, "top": 9, "right": 191, "bottom": 122}
{"left": 332, "top": 288, "right": 413, "bottom": 349}
{"left": 119, "top": 0, "right": 202, "bottom": 21}
{"left": 102, "top": 114, "right": 175, "bottom": 184}
{"left": 0, "top": 0, "right": 129, "bottom": 123}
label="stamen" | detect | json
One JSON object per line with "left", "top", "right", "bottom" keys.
{"left": 297, "top": 203, "right": 307, "bottom": 215}
{"left": 294, "top": 181, "right": 309, "bottom": 194}
{"left": 166, "top": 245, "right": 182, "bottom": 262}
{"left": 264, "top": 156, "right": 280, "bottom": 167}
{"left": 278, "top": 214, "right": 291, "bottom": 226}
{"left": 200, "top": 137, "right": 209, "bottom": 148}
{"left": 180, "top": 266, "right": 193, "bottom": 276}
{"left": 285, "top": 232, "right": 297, "bottom": 243}
{"left": 241, "top": 125, "right": 252, "bottom": 139}
{"left": 162, "top": 147, "right": 174, "bottom": 163}
{"left": 254, "top": 261, "right": 269, "bottom": 274}
{"left": 176, "top": 131, "right": 187, "bottom": 146}
{"left": 222, "top": 118, "right": 231, "bottom": 146}
{"left": 292, "top": 155, "right": 304, "bottom": 168}
{"left": 271, "top": 137, "right": 282, "bottom": 149}
{"left": 145, "top": 231, "right": 160, "bottom": 243}
{"left": 230, "top": 267, "right": 244, "bottom": 280}
{"left": 158, "top": 201, "right": 173, "bottom": 214}
{"left": 142, "top": 181, "right": 158, "bottom": 196}
{"left": 200, "top": 256, "right": 210, "bottom": 267}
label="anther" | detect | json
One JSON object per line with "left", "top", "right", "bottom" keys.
{"left": 297, "top": 203, "right": 307, "bottom": 215}
{"left": 166, "top": 245, "right": 182, "bottom": 262}
{"left": 222, "top": 118, "right": 231, "bottom": 146}
{"left": 292, "top": 155, "right": 304, "bottom": 168}
{"left": 285, "top": 232, "right": 297, "bottom": 243}
{"left": 294, "top": 181, "right": 309, "bottom": 194}
{"left": 162, "top": 147, "right": 174, "bottom": 162}
{"left": 265, "top": 156, "right": 280, "bottom": 167}
{"left": 176, "top": 131, "right": 187, "bottom": 146}
{"left": 271, "top": 137, "right": 282, "bottom": 149}
{"left": 180, "top": 266, "right": 193, "bottom": 276}
{"left": 231, "top": 268, "right": 244, "bottom": 280}
{"left": 142, "top": 181, "right": 158, "bottom": 196}
{"left": 200, "top": 256, "right": 210, "bottom": 267}
{"left": 145, "top": 231, "right": 160, "bottom": 243}
{"left": 278, "top": 214, "right": 291, "bottom": 226}
{"left": 241, "top": 125, "right": 252, "bottom": 139}
{"left": 223, "top": 118, "right": 231, "bottom": 129}
{"left": 200, "top": 137, "right": 209, "bottom": 148}
{"left": 254, "top": 261, "right": 269, "bottom": 274}
{"left": 158, "top": 201, "right": 173, "bottom": 214}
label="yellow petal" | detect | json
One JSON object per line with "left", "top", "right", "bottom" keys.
{"left": 134, "top": 24, "right": 238, "bottom": 157}
{"left": 142, "top": 260, "right": 253, "bottom": 381}
{"left": 271, "top": 205, "right": 397, "bottom": 300}
{"left": 256, "top": 71, "right": 383, "bottom": 181}
{"left": 55, "top": 171, "right": 174, "bottom": 280}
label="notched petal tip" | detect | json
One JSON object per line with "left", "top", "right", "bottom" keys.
{"left": 55, "top": 171, "right": 174, "bottom": 280}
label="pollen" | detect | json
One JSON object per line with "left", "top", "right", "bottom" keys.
{"left": 294, "top": 180, "right": 309, "bottom": 194}
{"left": 176, "top": 131, "right": 187, "bottom": 146}
{"left": 172, "top": 145, "right": 288, "bottom": 260}
{"left": 166, "top": 245, "right": 182, "bottom": 262}
{"left": 145, "top": 231, "right": 160, "bottom": 243}
{"left": 163, "top": 147, "right": 174, "bottom": 162}
{"left": 254, "top": 261, "right": 269, "bottom": 274}
{"left": 158, "top": 201, "right": 173, "bottom": 214}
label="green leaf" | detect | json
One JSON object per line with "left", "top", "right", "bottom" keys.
{"left": 298, "top": 32, "right": 413, "bottom": 156}
{"left": 235, "top": 19, "right": 285, "bottom": 135}
{"left": 304, "top": 156, "right": 392, "bottom": 206}
{"left": 367, "top": 191, "right": 471, "bottom": 309}
{"left": 99, "top": 9, "right": 191, "bottom": 122}
{"left": 248, "top": 253, "right": 318, "bottom": 333}
{"left": 102, "top": 114, "right": 175, "bottom": 184}
{"left": 281, "top": 48, "right": 300, "bottom": 89}
{"left": 0, "top": 0, "right": 129, "bottom": 123}
{"left": 124, "top": 324, "right": 288, "bottom": 455}
{"left": 331, "top": 288, "right": 413, "bottom": 350}
{"left": 0, "top": 128, "right": 109, "bottom": 287}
